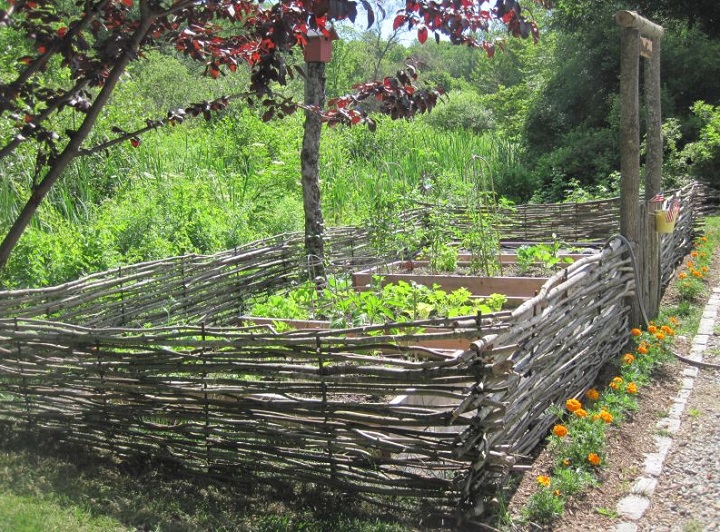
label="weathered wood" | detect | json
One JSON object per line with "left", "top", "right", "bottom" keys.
{"left": 615, "top": 10, "right": 665, "bottom": 39}
{"left": 644, "top": 35, "right": 664, "bottom": 317}
{"left": 618, "top": 24, "right": 642, "bottom": 326}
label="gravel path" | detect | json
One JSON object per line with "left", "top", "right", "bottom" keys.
{"left": 628, "top": 286, "right": 720, "bottom": 532}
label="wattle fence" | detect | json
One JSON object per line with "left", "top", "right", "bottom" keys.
{"left": 0, "top": 182, "right": 704, "bottom": 524}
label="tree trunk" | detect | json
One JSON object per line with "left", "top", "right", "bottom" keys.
{"left": 301, "top": 61, "right": 326, "bottom": 282}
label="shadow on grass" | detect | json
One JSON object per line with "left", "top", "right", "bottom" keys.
{"left": 0, "top": 423, "right": 439, "bottom": 531}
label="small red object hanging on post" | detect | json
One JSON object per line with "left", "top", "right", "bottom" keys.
{"left": 304, "top": 26, "right": 339, "bottom": 63}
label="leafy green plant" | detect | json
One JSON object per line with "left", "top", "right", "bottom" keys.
{"left": 249, "top": 277, "right": 507, "bottom": 330}
{"left": 515, "top": 235, "right": 575, "bottom": 276}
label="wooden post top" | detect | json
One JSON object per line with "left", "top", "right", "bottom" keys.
{"left": 615, "top": 10, "right": 664, "bottom": 39}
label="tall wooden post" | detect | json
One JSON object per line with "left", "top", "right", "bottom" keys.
{"left": 618, "top": 24, "right": 642, "bottom": 326}
{"left": 644, "top": 35, "right": 663, "bottom": 317}
{"left": 615, "top": 11, "right": 664, "bottom": 326}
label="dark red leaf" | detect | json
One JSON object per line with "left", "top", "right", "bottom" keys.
{"left": 392, "top": 14, "right": 406, "bottom": 31}
{"left": 418, "top": 26, "right": 428, "bottom": 44}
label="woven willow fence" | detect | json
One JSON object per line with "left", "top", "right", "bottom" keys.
{"left": 0, "top": 182, "right": 703, "bottom": 523}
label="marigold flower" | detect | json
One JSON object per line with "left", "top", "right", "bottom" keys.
{"left": 687, "top": 260, "right": 694, "bottom": 268}
{"left": 691, "top": 251, "right": 699, "bottom": 258}
{"left": 626, "top": 382, "right": 638, "bottom": 394}
{"left": 598, "top": 410, "right": 613, "bottom": 423}
{"left": 701, "top": 236, "right": 708, "bottom": 242}
{"left": 647, "top": 325, "right": 658, "bottom": 334}
{"left": 655, "top": 332, "right": 665, "bottom": 341}
{"left": 637, "top": 345, "right": 649, "bottom": 354}
{"left": 565, "top": 398, "right": 582, "bottom": 412}
{"left": 609, "top": 376, "right": 623, "bottom": 390}
{"left": 623, "top": 353, "right": 635, "bottom": 365}
{"left": 574, "top": 408, "right": 588, "bottom": 418}
{"left": 585, "top": 388, "right": 600, "bottom": 401}
{"left": 537, "top": 475, "right": 551, "bottom": 487}
{"left": 553, "top": 424, "right": 568, "bottom": 438}
{"left": 553, "top": 489, "right": 561, "bottom": 497}
{"left": 612, "top": 376, "right": 623, "bottom": 384}
{"left": 692, "top": 270, "right": 702, "bottom": 278}
{"left": 588, "top": 453, "right": 601, "bottom": 466}
{"left": 670, "top": 316, "right": 679, "bottom": 326}
{"left": 630, "top": 328, "right": 642, "bottom": 337}
{"left": 679, "top": 272, "right": 687, "bottom": 280}
{"left": 702, "top": 266, "right": 709, "bottom": 273}
{"left": 562, "top": 459, "right": 571, "bottom": 466}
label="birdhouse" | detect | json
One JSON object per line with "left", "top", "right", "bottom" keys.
{"left": 304, "top": 27, "right": 339, "bottom": 63}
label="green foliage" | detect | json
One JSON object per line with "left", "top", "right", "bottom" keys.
{"left": 250, "top": 278, "right": 506, "bottom": 329}
{"left": 423, "top": 90, "right": 495, "bottom": 133}
{"left": 515, "top": 237, "right": 575, "bottom": 276}
{"left": 682, "top": 101, "right": 720, "bottom": 185}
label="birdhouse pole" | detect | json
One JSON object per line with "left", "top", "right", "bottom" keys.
{"left": 615, "top": 10, "right": 665, "bottom": 326}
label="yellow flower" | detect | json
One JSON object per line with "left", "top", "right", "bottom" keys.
{"left": 537, "top": 475, "right": 551, "bottom": 487}
{"left": 588, "top": 453, "right": 601, "bottom": 466}
{"left": 566, "top": 398, "right": 582, "bottom": 412}
{"left": 655, "top": 332, "right": 665, "bottom": 341}
{"left": 612, "top": 376, "right": 623, "bottom": 385}
{"left": 609, "top": 376, "right": 623, "bottom": 390}
{"left": 670, "top": 316, "right": 679, "bottom": 326}
{"left": 553, "top": 489, "right": 561, "bottom": 497}
{"left": 598, "top": 410, "right": 613, "bottom": 423}
{"left": 553, "top": 425, "right": 568, "bottom": 438}
{"left": 630, "top": 328, "right": 642, "bottom": 337}
{"left": 562, "top": 459, "right": 571, "bottom": 466}
{"left": 574, "top": 408, "right": 588, "bottom": 418}
{"left": 637, "top": 345, "right": 649, "bottom": 354}
{"left": 679, "top": 272, "right": 687, "bottom": 280}
{"left": 647, "top": 325, "right": 658, "bottom": 334}
{"left": 626, "top": 382, "right": 638, "bottom": 395}
{"left": 623, "top": 353, "right": 635, "bottom": 365}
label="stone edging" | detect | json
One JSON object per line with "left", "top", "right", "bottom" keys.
{"left": 614, "top": 286, "right": 720, "bottom": 532}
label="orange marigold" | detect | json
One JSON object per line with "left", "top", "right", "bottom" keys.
{"left": 537, "top": 475, "right": 551, "bottom": 487}
{"left": 687, "top": 260, "right": 695, "bottom": 268}
{"left": 626, "top": 382, "right": 638, "bottom": 394}
{"left": 647, "top": 325, "right": 658, "bottom": 334}
{"left": 623, "top": 353, "right": 635, "bottom": 365}
{"left": 598, "top": 410, "right": 613, "bottom": 423}
{"left": 701, "top": 236, "right": 708, "bottom": 242}
{"left": 630, "top": 328, "right": 642, "bottom": 337}
{"left": 679, "top": 272, "right": 687, "bottom": 280}
{"left": 670, "top": 316, "right": 679, "bottom": 326}
{"left": 553, "top": 425, "right": 568, "bottom": 438}
{"left": 691, "top": 251, "right": 699, "bottom": 258}
{"left": 585, "top": 388, "right": 600, "bottom": 401}
{"left": 574, "top": 408, "right": 588, "bottom": 418}
{"left": 702, "top": 266, "right": 709, "bottom": 273}
{"left": 655, "top": 332, "right": 665, "bottom": 341}
{"left": 588, "top": 453, "right": 601, "bottom": 466}
{"left": 637, "top": 345, "right": 649, "bottom": 354}
{"left": 553, "top": 489, "right": 561, "bottom": 497}
{"left": 562, "top": 459, "right": 571, "bottom": 466}
{"left": 565, "top": 398, "right": 582, "bottom": 412}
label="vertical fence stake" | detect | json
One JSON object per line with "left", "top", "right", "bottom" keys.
{"left": 201, "top": 322, "right": 210, "bottom": 470}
